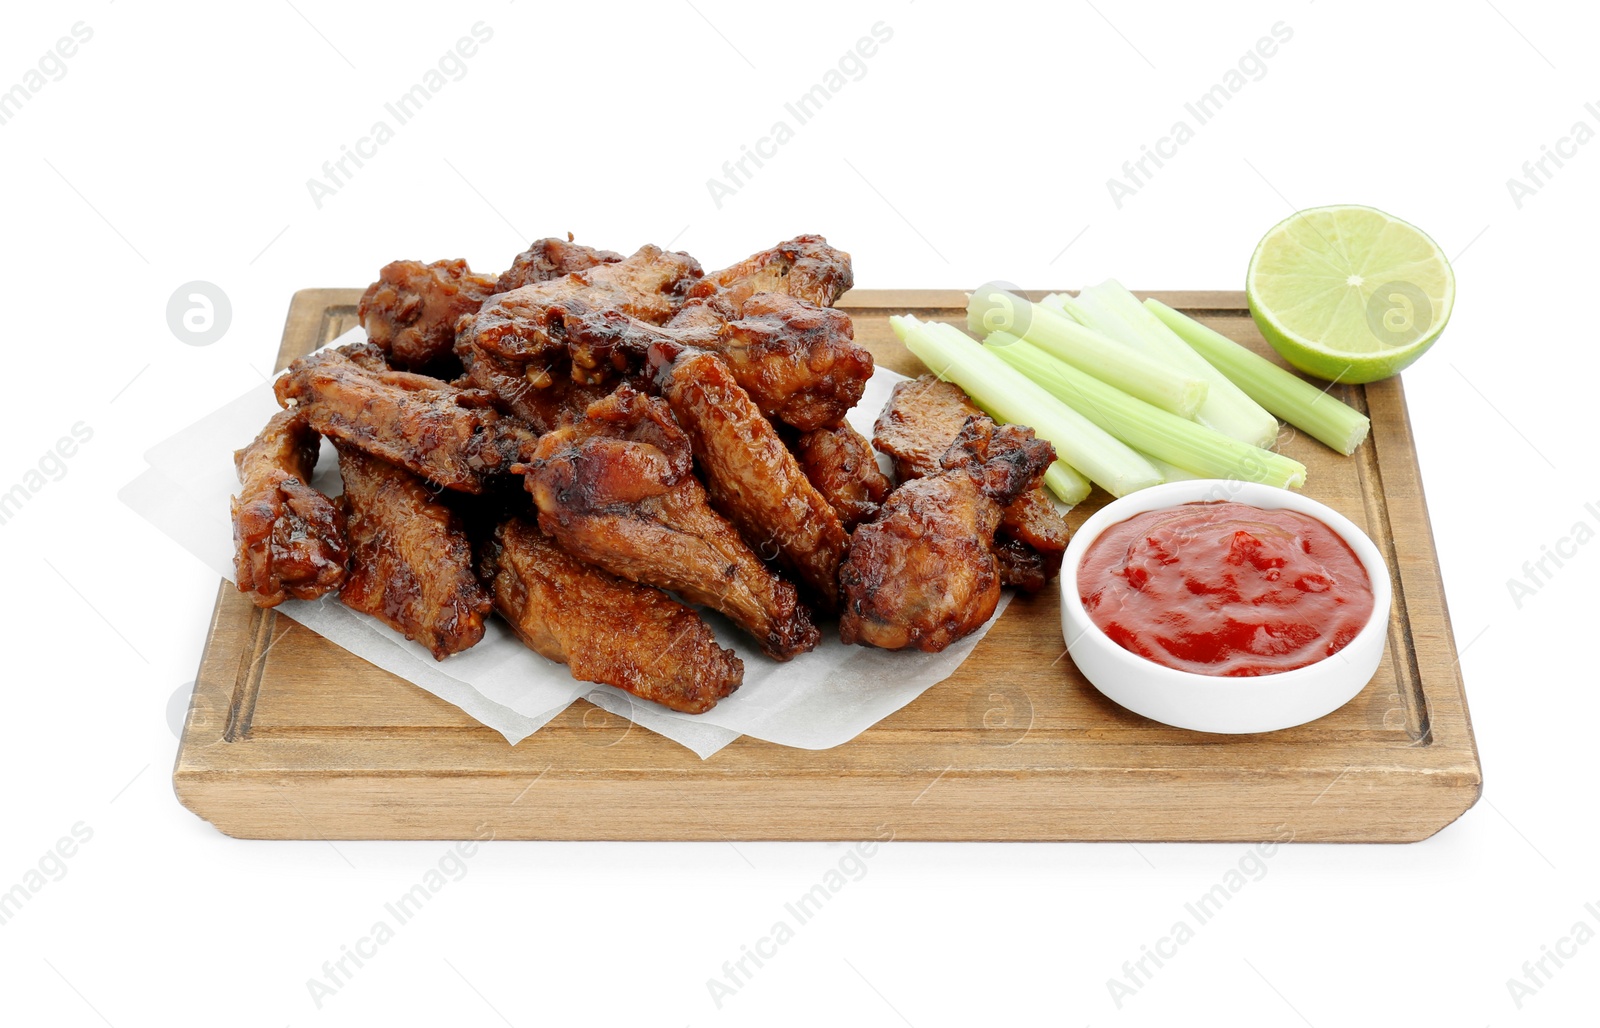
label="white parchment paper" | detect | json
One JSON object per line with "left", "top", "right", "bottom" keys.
{"left": 121, "top": 329, "right": 1010, "bottom": 758}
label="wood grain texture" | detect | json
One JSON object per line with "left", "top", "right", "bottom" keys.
{"left": 172, "top": 289, "right": 1481, "bottom": 842}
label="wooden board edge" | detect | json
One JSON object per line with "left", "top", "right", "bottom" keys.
{"left": 171, "top": 763, "right": 1483, "bottom": 844}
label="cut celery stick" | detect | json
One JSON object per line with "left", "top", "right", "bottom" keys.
{"left": 889, "top": 315, "right": 1162, "bottom": 497}
{"left": 967, "top": 287, "right": 1208, "bottom": 418}
{"left": 1072, "top": 280, "right": 1281, "bottom": 448}
{"left": 1138, "top": 452, "right": 1201, "bottom": 483}
{"left": 1044, "top": 461, "right": 1092, "bottom": 507}
{"left": 986, "top": 333, "right": 1308, "bottom": 489}
{"left": 1144, "top": 298, "right": 1372, "bottom": 456}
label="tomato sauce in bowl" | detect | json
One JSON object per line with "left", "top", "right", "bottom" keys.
{"left": 1077, "top": 501, "right": 1374, "bottom": 677}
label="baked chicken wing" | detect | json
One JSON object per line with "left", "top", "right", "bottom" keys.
{"left": 792, "top": 421, "right": 892, "bottom": 529}
{"left": 840, "top": 417, "right": 1055, "bottom": 652}
{"left": 482, "top": 519, "right": 743, "bottom": 713}
{"left": 873, "top": 374, "right": 1070, "bottom": 590}
{"left": 231, "top": 408, "right": 347, "bottom": 607}
{"left": 656, "top": 348, "right": 849, "bottom": 610}
{"left": 275, "top": 347, "right": 537, "bottom": 494}
{"left": 687, "top": 234, "right": 854, "bottom": 314}
{"left": 466, "top": 244, "right": 703, "bottom": 368}
{"left": 358, "top": 258, "right": 498, "bottom": 370}
{"left": 496, "top": 236, "right": 624, "bottom": 292}
{"left": 518, "top": 387, "right": 819, "bottom": 661}
{"left": 336, "top": 446, "right": 491, "bottom": 659}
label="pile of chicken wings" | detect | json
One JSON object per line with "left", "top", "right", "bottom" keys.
{"left": 230, "top": 235, "right": 1069, "bottom": 714}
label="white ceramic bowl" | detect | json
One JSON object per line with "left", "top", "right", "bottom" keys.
{"left": 1060, "top": 480, "right": 1392, "bottom": 734}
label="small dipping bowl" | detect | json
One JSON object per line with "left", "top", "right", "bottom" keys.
{"left": 1060, "top": 480, "right": 1392, "bottom": 734}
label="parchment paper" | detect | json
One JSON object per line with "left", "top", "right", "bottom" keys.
{"left": 121, "top": 329, "right": 1010, "bottom": 758}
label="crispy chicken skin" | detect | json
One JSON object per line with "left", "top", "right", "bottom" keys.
{"left": 466, "top": 244, "right": 703, "bottom": 367}
{"left": 336, "top": 446, "right": 491, "bottom": 659}
{"left": 518, "top": 387, "right": 819, "bottom": 661}
{"left": 482, "top": 519, "right": 742, "bottom": 713}
{"left": 873, "top": 374, "right": 1070, "bottom": 592}
{"left": 358, "top": 258, "right": 498, "bottom": 370}
{"left": 792, "top": 421, "right": 892, "bottom": 529}
{"left": 275, "top": 347, "right": 538, "bottom": 494}
{"left": 688, "top": 234, "right": 854, "bottom": 313}
{"left": 840, "top": 417, "right": 1056, "bottom": 652}
{"left": 656, "top": 349, "right": 850, "bottom": 610}
{"left": 231, "top": 408, "right": 347, "bottom": 607}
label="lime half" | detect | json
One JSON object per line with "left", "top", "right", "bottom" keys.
{"left": 1246, "top": 205, "right": 1454, "bottom": 384}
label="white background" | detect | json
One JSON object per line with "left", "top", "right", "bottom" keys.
{"left": 1, "top": 1, "right": 1594, "bottom": 1025}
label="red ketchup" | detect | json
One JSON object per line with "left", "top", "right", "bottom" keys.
{"left": 1078, "top": 501, "right": 1374, "bottom": 677}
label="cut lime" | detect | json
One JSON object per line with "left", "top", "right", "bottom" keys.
{"left": 1246, "top": 205, "right": 1454, "bottom": 384}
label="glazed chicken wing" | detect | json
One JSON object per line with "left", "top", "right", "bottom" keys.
{"left": 466, "top": 244, "right": 703, "bottom": 368}
{"left": 688, "top": 234, "right": 854, "bottom": 314}
{"left": 518, "top": 387, "right": 818, "bottom": 661}
{"left": 792, "top": 421, "right": 892, "bottom": 529}
{"left": 337, "top": 446, "right": 491, "bottom": 659}
{"left": 496, "top": 236, "right": 624, "bottom": 292}
{"left": 841, "top": 417, "right": 1055, "bottom": 652}
{"left": 675, "top": 293, "right": 872, "bottom": 432}
{"left": 482, "top": 519, "right": 742, "bottom": 713}
{"left": 275, "top": 347, "right": 537, "bottom": 494}
{"left": 656, "top": 348, "right": 849, "bottom": 610}
{"left": 358, "top": 258, "right": 498, "bottom": 370}
{"left": 873, "top": 374, "right": 1070, "bottom": 591}
{"left": 231, "top": 408, "right": 347, "bottom": 607}
{"left": 517, "top": 292, "right": 872, "bottom": 432}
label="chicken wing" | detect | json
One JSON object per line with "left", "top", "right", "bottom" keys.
{"left": 231, "top": 408, "right": 347, "bottom": 607}
{"left": 656, "top": 348, "right": 849, "bottom": 610}
{"left": 457, "top": 339, "right": 615, "bottom": 433}
{"left": 466, "top": 244, "right": 703, "bottom": 367}
{"left": 516, "top": 292, "right": 872, "bottom": 432}
{"left": 677, "top": 293, "right": 872, "bottom": 431}
{"left": 840, "top": 417, "right": 1055, "bottom": 652}
{"left": 336, "top": 446, "right": 491, "bottom": 659}
{"left": 496, "top": 236, "right": 623, "bottom": 292}
{"left": 688, "top": 234, "right": 854, "bottom": 314}
{"left": 482, "top": 519, "right": 742, "bottom": 713}
{"left": 872, "top": 374, "right": 1070, "bottom": 591}
{"left": 792, "top": 421, "right": 892, "bottom": 529}
{"left": 358, "top": 258, "right": 498, "bottom": 370}
{"left": 518, "top": 387, "right": 819, "bottom": 661}
{"left": 275, "top": 347, "right": 538, "bottom": 494}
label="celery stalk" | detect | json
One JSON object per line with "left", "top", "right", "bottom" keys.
{"left": 986, "top": 334, "right": 1308, "bottom": 489}
{"left": 1138, "top": 452, "right": 1201, "bottom": 483}
{"left": 1044, "top": 461, "right": 1093, "bottom": 507}
{"left": 889, "top": 315, "right": 1162, "bottom": 497}
{"left": 1144, "top": 299, "right": 1372, "bottom": 456}
{"left": 1070, "top": 280, "right": 1281, "bottom": 448}
{"left": 966, "top": 287, "right": 1208, "bottom": 418}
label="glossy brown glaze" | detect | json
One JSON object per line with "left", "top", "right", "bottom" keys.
{"left": 658, "top": 350, "right": 850, "bottom": 611}
{"left": 230, "top": 408, "right": 347, "bottom": 607}
{"left": 275, "top": 347, "right": 538, "bottom": 494}
{"left": 841, "top": 417, "right": 1054, "bottom": 652}
{"left": 482, "top": 519, "right": 742, "bottom": 713}
{"left": 519, "top": 387, "right": 818, "bottom": 661}
{"left": 358, "top": 258, "right": 498, "bottom": 370}
{"left": 792, "top": 421, "right": 892, "bottom": 529}
{"left": 336, "top": 446, "right": 491, "bottom": 659}
{"left": 873, "top": 374, "right": 1069, "bottom": 592}
{"left": 687, "top": 233, "right": 854, "bottom": 314}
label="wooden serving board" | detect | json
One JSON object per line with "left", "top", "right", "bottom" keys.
{"left": 173, "top": 289, "right": 1481, "bottom": 842}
